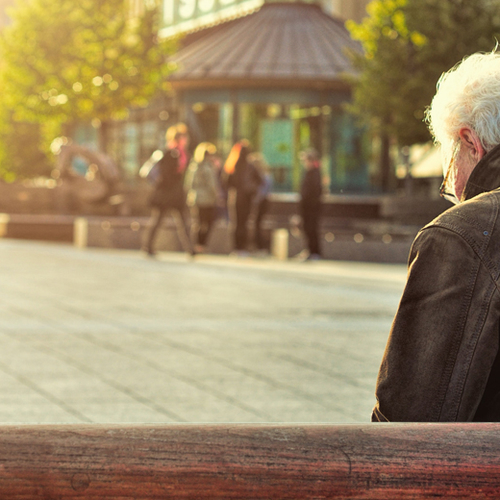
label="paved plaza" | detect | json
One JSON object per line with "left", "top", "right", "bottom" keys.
{"left": 0, "top": 239, "right": 408, "bottom": 424}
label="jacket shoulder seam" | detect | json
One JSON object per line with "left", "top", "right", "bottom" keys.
{"left": 420, "top": 223, "right": 499, "bottom": 279}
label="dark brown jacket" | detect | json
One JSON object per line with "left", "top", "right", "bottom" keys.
{"left": 373, "top": 144, "right": 500, "bottom": 422}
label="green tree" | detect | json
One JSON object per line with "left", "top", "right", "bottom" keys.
{"left": 347, "top": 0, "right": 500, "bottom": 147}
{"left": 0, "top": 0, "right": 175, "bottom": 178}
{"left": 0, "top": 118, "right": 52, "bottom": 180}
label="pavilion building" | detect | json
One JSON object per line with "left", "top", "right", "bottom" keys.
{"left": 96, "top": 0, "right": 376, "bottom": 198}
{"left": 168, "top": 1, "right": 369, "bottom": 194}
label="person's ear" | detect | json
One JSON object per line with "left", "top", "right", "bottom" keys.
{"left": 459, "top": 128, "right": 486, "bottom": 162}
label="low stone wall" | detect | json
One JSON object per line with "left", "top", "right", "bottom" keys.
{"left": 0, "top": 181, "right": 451, "bottom": 226}
{"left": 0, "top": 180, "right": 152, "bottom": 216}
{"left": 0, "top": 181, "right": 59, "bottom": 214}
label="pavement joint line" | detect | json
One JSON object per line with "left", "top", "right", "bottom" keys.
{"left": 123, "top": 329, "right": 353, "bottom": 417}
{"left": 5, "top": 290, "right": 353, "bottom": 417}
{"left": 305, "top": 339, "right": 383, "bottom": 361}
{"left": 0, "top": 307, "right": 186, "bottom": 422}
{"left": 0, "top": 354, "right": 92, "bottom": 423}
{"left": 2, "top": 329, "right": 187, "bottom": 423}
{"left": 35, "top": 343, "right": 188, "bottom": 423}
{"left": 0, "top": 291, "right": 370, "bottom": 419}
{"left": 283, "top": 307, "right": 396, "bottom": 320}
{"left": 0, "top": 283, "right": 354, "bottom": 416}
{"left": 273, "top": 352, "right": 367, "bottom": 389}
{"left": 80, "top": 312, "right": 348, "bottom": 414}
{"left": 75, "top": 332, "right": 272, "bottom": 421}
{"left": 0, "top": 293, "right": 272, "bottom": 421}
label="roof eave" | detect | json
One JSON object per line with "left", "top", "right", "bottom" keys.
{"left": 169, "top": 77, "right": 353, "bottom": 92}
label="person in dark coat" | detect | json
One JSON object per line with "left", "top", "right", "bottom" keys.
{"left": 143, "top": 123, "right": 194, "bottom": 257}
{"left": 224, "top": 140, "right": 263, "bottom": 254}
{"left": 249, "top": 153, "right": 273, "bottom": 251}
{"left": 299, "top": 148, "right": 323, "bottom": 260}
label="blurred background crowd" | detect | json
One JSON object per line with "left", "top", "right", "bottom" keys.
{"left": 0, "top": 0, "right": 498, "bottom": 259}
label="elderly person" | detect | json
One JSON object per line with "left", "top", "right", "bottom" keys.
{"left": 373, "top": 52, "right": 500, "bottom": 422}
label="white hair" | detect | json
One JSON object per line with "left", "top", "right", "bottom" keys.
{"left": 427, "top": 51, "right": 500, "bottom": 169}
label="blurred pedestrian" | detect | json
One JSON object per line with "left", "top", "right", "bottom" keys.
{"left": 248, "top": 153, "right": 273, "bottom": 252}
{"left": 142, "top": 123, "right": 195, "bottom": 257}
{"left": 184, "top": 142, "right": 221, "bottom": 253}
{"left": 224, "top": 140, "right": 263, "bottom": 255}
{"left": 213, "top": 153, "right": 229, "bottom": 222}
{"left": 299, "top": 148, "right": 323, "bottom": 260}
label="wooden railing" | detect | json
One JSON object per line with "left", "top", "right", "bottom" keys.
{"left": 1, "top": 423, "right": 499, "bottom": 499}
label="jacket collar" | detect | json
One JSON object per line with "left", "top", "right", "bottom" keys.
{"left": 463, "top": 143, "right": 500, "bottom": 201}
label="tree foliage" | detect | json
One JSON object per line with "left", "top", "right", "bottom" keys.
{"left": 0, "top": 120, "right": 52, "bottom": 181}
{"left": 0, "top": 0, "right": 176, "bottom": 178}
{"left": 347, "top": 0, "right": 500, "bottom": 146}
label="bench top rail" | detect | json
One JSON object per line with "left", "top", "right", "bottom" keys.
{"left": 1, "top": 423, "right": 499, "bottom": 499}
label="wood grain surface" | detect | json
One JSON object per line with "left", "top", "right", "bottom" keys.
{"left": 0, "top": 423, "right": 499, "bottom": 499}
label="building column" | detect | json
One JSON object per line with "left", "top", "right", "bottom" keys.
{"left": 231, "top": 90, "right": 239, "bottom": 144}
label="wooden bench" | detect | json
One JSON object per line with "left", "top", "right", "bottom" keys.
{"left": 1, "top": 423, "right": 498, "bottom": 498}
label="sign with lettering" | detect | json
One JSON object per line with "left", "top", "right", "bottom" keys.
{"left": 160, "top": 0, "right": 263, "bottom": 37}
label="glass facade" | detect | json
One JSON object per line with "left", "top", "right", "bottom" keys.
{"left": 72, "top": 124, "right": 99, "bottom": 175}
{"left": 182, "top": 90, "right": 370, "bottom": 194}
{"left": 100, "top": 99, "right": 178, "bottom": 179}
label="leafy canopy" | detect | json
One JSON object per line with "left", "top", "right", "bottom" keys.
{"left": 2, "top": 0, "right": 175, "bottom": 124}
{"left": 3, "top": 0, "right": 176, "bottom": 124}
{"left": 0, "top": 0, "right": 176, "bottom": 178}
{"left": 347, "top": 0, "right": 500, "bottom": 146}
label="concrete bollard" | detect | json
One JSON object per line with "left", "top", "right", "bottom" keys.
{"left": 73, "top": 217, "right": 89, "bottom": 248}
{"left": 0, "top": 213, "right": 10, "bottom": 237}
{"left": 271, "top": 228, "right": 289, "bottom": 260}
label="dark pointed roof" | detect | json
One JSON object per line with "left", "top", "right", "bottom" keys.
{"left": 169, "top": 2, "right": 360, "bottom": 90}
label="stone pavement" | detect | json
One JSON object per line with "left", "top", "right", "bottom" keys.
{"left": 0, "top": 239, "right": 408, "bottom": 424}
